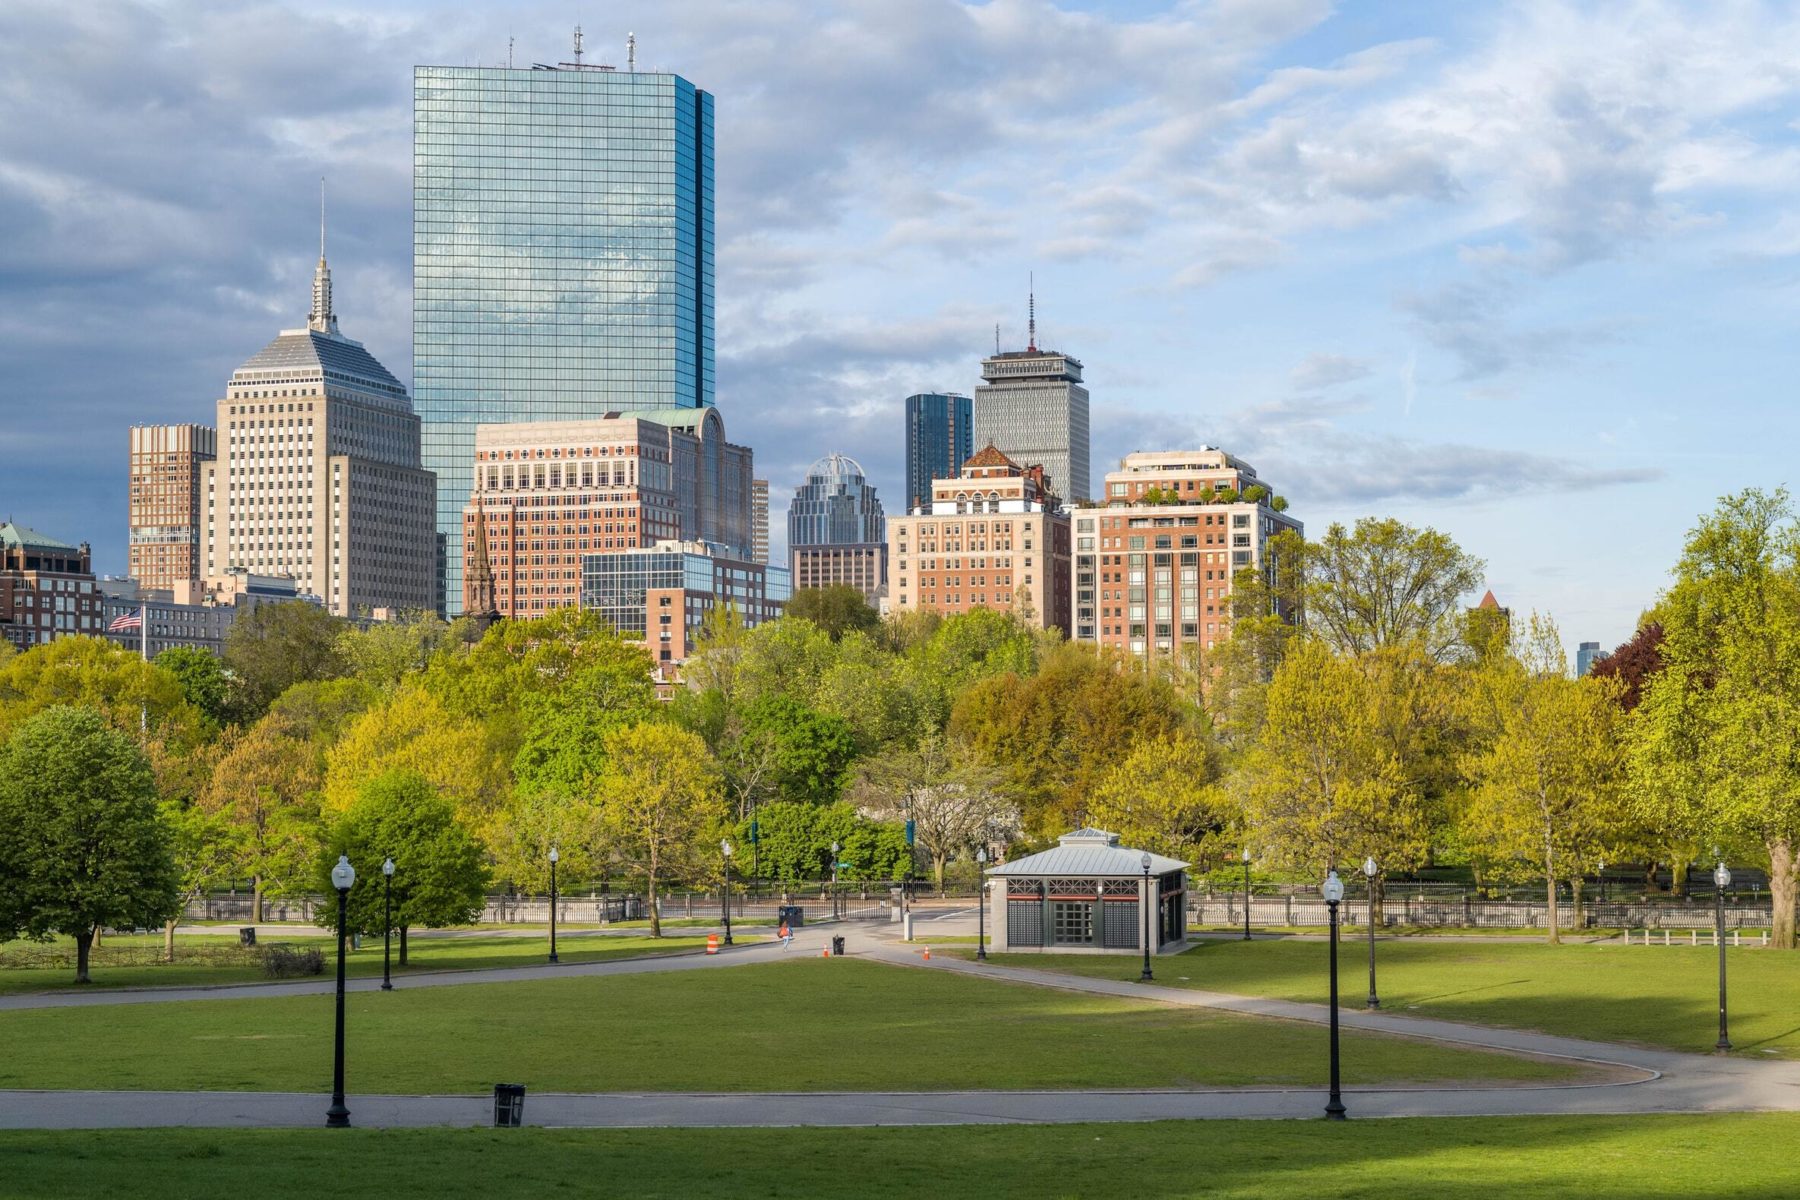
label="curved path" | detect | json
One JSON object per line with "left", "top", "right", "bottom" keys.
{"left": 5, "top": 924, "right": 1800, "bottom": 1128}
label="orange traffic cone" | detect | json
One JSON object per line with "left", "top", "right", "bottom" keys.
{"left": 922, "top": 946, "right": 931, "bottom": 961}
{"left": 821, "top": 947, "right": 831, "bottom": 957}
{"left": 706, "top": 933, "right": 720, "bottom": 955}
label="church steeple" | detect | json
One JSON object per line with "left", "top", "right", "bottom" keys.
{"left": 465, "top": 502, "right": 500, "bottom": 632}
{"left": 309, "top": 178, "right": 339, "bottom": 335}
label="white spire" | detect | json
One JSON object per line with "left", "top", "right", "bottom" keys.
{"left": 309, "top": 177, "right": 338, "bottom": 335}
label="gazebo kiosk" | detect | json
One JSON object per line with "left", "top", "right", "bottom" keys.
{"left": 984, "top": 828, "right": 1188, "bottom": 955}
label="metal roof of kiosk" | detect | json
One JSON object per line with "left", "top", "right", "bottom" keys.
{"left": 984, "top": 828, "right": 1188, "bottom": 878}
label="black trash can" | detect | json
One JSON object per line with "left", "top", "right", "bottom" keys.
{"left": 778, "top": 905, "right": 805, "bottom": 928}
{"left": 831, "top": 935, "right": 845, "bottom": 956}
{"left": 493, "top": 1083, "right": 526, "bottom": 1127}
{"left": 238, "top": 927, "right": 256, "bottom": 947}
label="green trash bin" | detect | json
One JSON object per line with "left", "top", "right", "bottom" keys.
{"left": 493, "top": 1083, "right": 526, "bottom": 1127}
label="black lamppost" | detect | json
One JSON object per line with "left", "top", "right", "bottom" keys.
{"left": 1362, "top": 856, "right": 1380, "bottom": 1010}
{"left": 721, "top": 840, "right": 734, "bottom": 946}
{"left": 1241, "top": 846, "right": 1252, "bottom": 941}
{"left": 1140, "top": 852, "right": 1155, "bottom": 982}
{"left": 1598, "top": 859, "right": 1607, "bottom": 903}
{"left": 1714, "top": 860, "right": 1732, "bottom": 1052}
{"left": 380, "top": 857, "right": 395, "bottom": 992}
{"left": 976, "top": 847, "right": 989, "bottom": 961}
{"left": 830, "top": 840, "right": 841, "bottom": 920}
{"left": 326, "top": 854, "right": 355, "bottom": 1128}
{"left": 1323, "top": 868, "right": 1347, "bottom": 1120}
{"left": 548, "top": 846, "right": 560, "bottom": 964}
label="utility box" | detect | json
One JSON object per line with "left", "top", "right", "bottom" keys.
{"left": 238, "top": 927, "right": 256, "bottom": 947}
{"left": 777, "top": 904, "right": 805, "bottom": 928}
{"left": 493, "top": 1083, "right": 526, "bottom": 1127}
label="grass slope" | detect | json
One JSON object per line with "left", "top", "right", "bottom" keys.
{"left": 980, "top": 938, "right": 1800, "bottom": 1057}
{"left": 0, "top": 958, "right": 1576, "bottom": 1093}
{"left": 2, "top": 1116, "right": 1797, "bottom": 1199}
{"left": 0, "top": 933, "right": 715, "bottom": 996}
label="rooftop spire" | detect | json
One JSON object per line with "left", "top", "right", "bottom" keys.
{"left": 309, "top": 177, "right": 338, "bottom": 335}
{"left": 1027, "top": 273, "right": 1037, "bottom": 353}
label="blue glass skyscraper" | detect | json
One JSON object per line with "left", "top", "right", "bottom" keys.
{"left": 904, "top": 392, "right": 972, "bottom": 514}
{"left": 414, "top": 62, "right": 715, "bottom": 612}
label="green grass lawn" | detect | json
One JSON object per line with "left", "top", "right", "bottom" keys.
{"left": 0, "top": 1115, "right": 1795, "bottom": 1199}
{"left": 0, "top": 958, "right": 1579, "bottom": 1093}
{"left": 977, "top": 938, "right": 1800, "bottom": 1057}
{"left": 0, "top": 933, "right": 715, "bottom": 996}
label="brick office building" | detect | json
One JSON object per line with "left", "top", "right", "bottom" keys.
{"left": 0, "top": 523, "right": 103, "bottom": 651}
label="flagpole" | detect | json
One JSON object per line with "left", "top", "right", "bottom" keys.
{"left": 139, "top": 604, "right": 148, "bottom": 734}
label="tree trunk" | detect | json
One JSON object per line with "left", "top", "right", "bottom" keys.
{"left": 75, "top": 925, "right": 95, "bottom": 984}
{"left": 647, "top": 874, "right": 661, "bottom": 939}
{"left": 253, "top": 875, "right": 265, "bottom": 924}
{"left": 1543, "top": 874, "right": 1561, "bottom": 945}
{"left": 1644, "top": 860, "right": 1661, "bottom": 896}
{"left": 1671, "top": 860, "right": 1690, "bottom": 900}
{"left": 1570, "top": 877, "right": 1585, "bottom": 930}
{"left": 399, "top": 926, "right": 409, "bottom": 966}
{"left": 1769, "top": 837, "right": 1797, "bottom": 951}
{"left": 163, "top": 918, "right": 178, "bottom": 964}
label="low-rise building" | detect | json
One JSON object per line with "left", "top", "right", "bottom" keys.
{"left": 1072, "top": 449, "right": 1301, "bottom": 657}
{"left": 886, "top": 444, "right": 1070, "bottom": 632}
{"left": 0, "top": 523, "right": 103, "bottom": 651}
{"left": 580, "top": 540, "right": 789, "bottom": 672}
{"left": 98, "top": 572, "right": 314, "bottom": 658}
{"left": 984, "top": 828, "right": 1188, "bottom": 955}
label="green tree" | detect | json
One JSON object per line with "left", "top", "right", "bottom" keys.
{"left": 0, "top": 635, "right": 200, "bottom": 744}
{"left": 336, "top": 612, "right": 451, "bottom": 689}
{"left": 595, "top": 722, "right": 728, "bottom": 937}
{"left": 1303, "top": 517, "right": 1487, "bottom": 662}
{"left": 0, "top": 706, "right": 180, "bottom": 983}
{"left": 322, "top": 683, "right": 508, "bottom": 820}
{"left": 854, "top": 732, "right": 1019, "bottom": 892}
{"left": 1630, "top": 489, "right": 1800, "bottom": 948}
{"left": 1087, "top": 732, "right": 1233, "bottom": 863}
{"left": 742, "top": 695, "right": 857, "bottom": 804}
{"left": 783, "top": 585, "right": 880, "bottom": 641}
{"left": 154, "top": 647, "right": 229, "bottom": 729}
{"left": 1243, "top": 639, "right": 1428, "bottom": 879}
{"left": 205, "top": 714, "right": 323, "bottom": 921}
{"left": 1461, "top": 616, "right": 1627, "bottom": 943}
{"left": 158, "top": 798, "right": 241, "bottom": 962}
{"left": 222, "top": 601, "right": 347, "bottom": 721}
{"left": 316, "top": 771, "right": 488, "bottom": 963}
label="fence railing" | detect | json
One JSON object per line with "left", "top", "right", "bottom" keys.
{"left": 1190, "top": 895, "right": 1790, "bottom": 931}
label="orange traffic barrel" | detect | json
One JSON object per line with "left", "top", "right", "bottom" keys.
{"left": 706, "top": 933, "right": 720, "bottom": 955}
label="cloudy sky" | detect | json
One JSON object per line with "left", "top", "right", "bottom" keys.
{"left": 4, "top": 0, "right": 1798, "bottom": 649}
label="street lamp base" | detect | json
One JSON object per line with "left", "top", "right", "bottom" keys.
{"left": 977, "top": 949, "right": 987, "bottom": 961}
{"left": 1140, "top": 969, "right": 1154, "bottom": 982}
{"left": 1324, "top": 1098, "right": 1347, "bottom": 1121}
{"left": 326, "top": 1103, "right": 350, "bottom": 1128}
{"left": 1366, "top": 998, "right": 1380, "bottom": 1010}
{"left": 1716, "top": 1038, "right": 1732, "bottom": 1052}
{"left": 548, "top": 953, "right": 559, "bottom": 963}
{"left": 380, "top": 982, "right": 393, "bottom": 992}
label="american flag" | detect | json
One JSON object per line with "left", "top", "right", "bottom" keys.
{"left": 108, "top": 607, "right": 144, "bottom": 633}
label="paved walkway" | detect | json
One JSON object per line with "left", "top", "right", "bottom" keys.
{"left": 7, "top": 924, "right": 1800, "bottom": 1129}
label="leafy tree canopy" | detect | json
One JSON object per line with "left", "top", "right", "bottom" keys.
{"left": 222, "top": 601, "right": 347, "bottom": 721}
{"left": 782, "top": 585, "right": 880, "bottom": 641}
{"left": 316, "top": 770, "right": 488, "bottom": 938}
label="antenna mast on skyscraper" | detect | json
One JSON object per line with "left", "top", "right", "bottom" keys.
{"left": 508, "top": 35, "right": 515, "bottom": 69}
{"left": 627, "top": 33, "right": 636, "bottom": 71}
{"left": 1027, "top": 273, "right": 1037, "bottom": 353}
{"left": 319, "top": 177, "right": 326, "bottom": 259}
{"left": 573, "top": 26, "right": 584, "bottom": 65}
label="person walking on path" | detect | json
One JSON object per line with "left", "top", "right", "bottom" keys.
{"left": 778, "top": 920, "right": 794, "bottom": 950}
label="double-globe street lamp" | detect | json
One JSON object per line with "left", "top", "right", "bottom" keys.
{"left": 548, "top": 846, "right": 560, "bottom": 964}
{"left": 326, "top": 854, "right": 355, "bottom": 1128}
{"left": 1363, "top": 856, "right": 1380, "bottom": 1010}
{"left": 976, "top": 847, "right": 988, "bottom": 961}
{"left": 1715, "top": 860, "right": 1732, "bottom": 1052}
{"left": 1322, "top": 868, "right": 1347, "bottom": 1121}
{"left": 721, "top": 840, "right": 735, "bottom": 946}
{"left": 1140, "top": 852, "right": 1155, "bottom": 983}
{"left": 380, "top": 857, "right": 395, "bottom": 992}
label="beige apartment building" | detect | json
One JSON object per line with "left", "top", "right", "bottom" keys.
{"left": 1073, "top": 449, "right": 1302, "bottom": 657}
{"left": 886, "top": 444, "right": 1071, "bottom": 632}
{"left": 200, "top": 251, "right": 436, "bottom": 616}
{"left": 462, "top": 409, "right": 753, "bottom": 620}
{"left": 128, "top": 424, "right": 216, "bottom": 590}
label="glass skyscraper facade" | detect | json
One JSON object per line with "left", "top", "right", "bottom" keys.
{"left": 903, "top": 392, "right": 972, "bottom": 514}
{"left": 415, "top": 64, "right": 715, "bottom": 612}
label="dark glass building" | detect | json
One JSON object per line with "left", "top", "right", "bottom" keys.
{"left": 904, "top": 392, "right": 973, "bottom": 514}
{"left": 414, "top": 62, "right": 715, "bottom": 612}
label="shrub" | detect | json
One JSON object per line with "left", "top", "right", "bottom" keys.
{"left": 257, "top": 944, "right": 326, "bottom": 979}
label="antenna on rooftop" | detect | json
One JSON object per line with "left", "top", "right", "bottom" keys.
{"left": 318, "top": 177, "right": 326, "bottom": 259}
{"left": 508, "top": 35, "right": 515, "bottom": 69}
{"left": 995, "top": 323, "right": 1000, "bottom": 355}
{"left": 627, "top": 32, "right": 636, "bottom": 71}
{"left": 573, "top": 26, "right": 584, "bottom": 65}
{"left": 1027, "top": 273, "right": 1037, "bottom": 353}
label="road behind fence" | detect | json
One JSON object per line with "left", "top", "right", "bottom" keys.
{"left": 1191, "top": 894, "right": 1790, "bottom": 931}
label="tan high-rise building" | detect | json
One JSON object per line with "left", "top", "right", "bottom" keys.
{"left": 1072, "top": 449, "right": 1302, "bottom": 657}
{"left": 886, "top": 444, "right": 1070, "bottom": 632}
{"left": 750, "top": 479, "right": 770, "bottom": 565}
{"left": 462, "top": 408, "right": 753, "bottom": 620}
{"left": 128, "top": 424, "right": 216, "bottom": 590}
{"left": 200, "top": 243, "right": 436, "bottom": 616}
